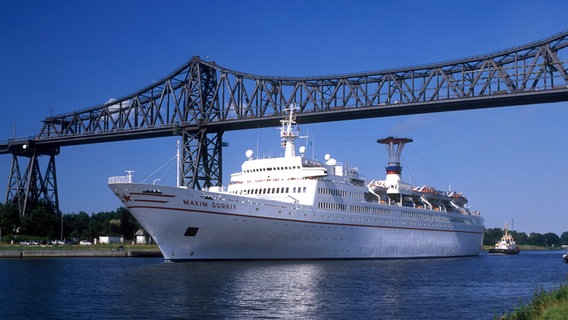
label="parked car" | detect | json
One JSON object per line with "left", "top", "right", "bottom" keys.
{"left": 79, "top": 240, "right": 92, "bottom": 246}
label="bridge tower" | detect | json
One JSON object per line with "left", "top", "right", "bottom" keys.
{"left": 179, "top": 128, "right": 224, "bottom": 189}
{"left": 5, "top": 139, "right": 60, "bottom": 218}
{"left": 177, "top": 57, "right": 223, "bottom": 189}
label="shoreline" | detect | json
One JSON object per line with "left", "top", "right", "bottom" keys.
{"left": 0, "top": 249, "right": 162, "bottom": 258}
{"left": 0, "top": 241, "right": 561, "bottom": 259}
{"left": 0, "top": 244, "right": 162, "bottom": 258}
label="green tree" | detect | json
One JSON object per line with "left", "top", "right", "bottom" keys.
{"left": 65, "top": 211, "right": 91, "bottom": 241}
{"left": 510, "top": 231, "right": 529, "bottom": 245}
{"left": 560, "top": 232, "right": 568, "bottom": 245}
{"left": 543, "top": 232, "right": 561, "bottom": 247}
{"left": 0, "top": 203, "right": 20, "bottom": 240}
{"left": 0, "top": 204, "right": 142, "bottom": 242}
{"left": 88, "top": 211, "right": 116, "bottom": 240}
{"left": 483, "top": 228, "right": 503, "bottom": 246}
{"left": 529, "top": 232, "right": 544, "bottom": 246}
{"left": 118, "top": 207, "right": 140, "bottom": 240}
{"left": 19, "top": 203, "right": 60, "bottom": 239}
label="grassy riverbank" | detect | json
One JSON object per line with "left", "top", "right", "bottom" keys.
{"left": 497, "top": 282, "right": 568, "bottom": 320}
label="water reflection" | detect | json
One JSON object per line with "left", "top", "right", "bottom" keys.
{"left": 3, "top": 253, "right": 565, "bottom": 320}
{"left": 228, "top": 262, "right": 322, "bottom": 318}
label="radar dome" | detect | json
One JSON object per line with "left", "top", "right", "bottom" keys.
{"left": 299, "top": 146, "right": 306, "bottom": 154}
{"left": 245, "top": 149, "right": 254, "bottom": 159}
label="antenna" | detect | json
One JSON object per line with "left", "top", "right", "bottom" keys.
{"left": 176, "top": 139, "right": 181, "bottom": 187}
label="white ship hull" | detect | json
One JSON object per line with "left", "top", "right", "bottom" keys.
{"left": 110, "top": 182, "right": 484, "bottom": 261}
{"left": 109, "top": 107, "right": 484, "bottom": 261}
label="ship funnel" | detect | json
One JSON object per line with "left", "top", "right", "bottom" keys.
{"left": 377, "top": 137, "right": 413, "bottom": 183}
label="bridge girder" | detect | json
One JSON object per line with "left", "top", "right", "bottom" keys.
{"left": 18, "top": 30, "right": 568, "bottom": 148}
{"left": 2, "top": 30, "right": 568, "bottom": 217}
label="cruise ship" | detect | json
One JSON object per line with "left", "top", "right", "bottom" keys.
{"left": 108, "top": 106, "right": 484, "bottom": 261}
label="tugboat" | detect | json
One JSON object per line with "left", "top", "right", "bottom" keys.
{"left": 488, "top": 224, "right": 520, "bottom": 254}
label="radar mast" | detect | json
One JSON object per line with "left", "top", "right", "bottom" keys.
{"left": 280, "top": 105, "right": 299, "bottom": 158}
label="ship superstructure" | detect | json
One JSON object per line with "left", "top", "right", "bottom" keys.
{"left": 109, "top": 105, "right": 484, "bottom": 261}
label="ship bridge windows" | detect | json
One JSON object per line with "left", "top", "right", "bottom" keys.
{"left": 317, "top": 187, "right": 365, "bottom": 199}
{"left": 244, "top": 165, "right": 301, "bottom": 173}
{"left": 239, "top": 186, "right": 308, "bottom": 196}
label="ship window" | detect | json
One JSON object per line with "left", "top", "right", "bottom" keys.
{"left": 184, "top": 227, "right": 199, "bottom": 237}
{"left": 142, "top": 189, "right": 162, "bottom": 194}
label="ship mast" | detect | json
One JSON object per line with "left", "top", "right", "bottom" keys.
{"left": 176, "top": 139, "right": 181, "bottom": 187}
{"left": 280, "top": 105, "right": 299, "bottom": 158}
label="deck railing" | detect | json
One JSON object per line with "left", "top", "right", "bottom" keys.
{"left": 108, "top": 175, "right": 133, "bottom": 184}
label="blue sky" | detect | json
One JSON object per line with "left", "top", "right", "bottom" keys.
{"left": 1, "top": 0, "right": 567, "bottom": 235}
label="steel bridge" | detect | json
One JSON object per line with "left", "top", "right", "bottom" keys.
{"left": 3, "top": 30, "right": 568, "bottom": 218}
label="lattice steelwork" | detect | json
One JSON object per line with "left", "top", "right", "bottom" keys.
{"left": 35, "top": 31, "right": 568, "bottom": 145}
{"left": 180, "top": 129, "right": 223, "bottom": 189}
{"left": 5, "top": 144, "right": 60, "bottom": 219}
{"left": 3, "top": 30, "right": 568, "bottom": 218}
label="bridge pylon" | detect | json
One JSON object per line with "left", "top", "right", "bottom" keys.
{"left": 177, "top": 56, "right": 224, "bottom": 189}
{"left": 179, "top": 129, "right": 224, "bottom": 189}
{"left": 5, "top": 139, "right": 60, "bottom": 219}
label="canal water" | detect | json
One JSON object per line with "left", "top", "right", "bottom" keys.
{"left": 0, "top": 251, "right": 566, "bottom": 319}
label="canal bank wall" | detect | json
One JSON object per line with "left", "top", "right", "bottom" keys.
{"left": 0, "top": 249, "right": 162, "bottom": 258}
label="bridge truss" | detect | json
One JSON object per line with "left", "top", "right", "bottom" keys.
{"left": 3, "top": 30, "right": 568, "bottom": 218}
